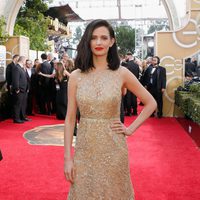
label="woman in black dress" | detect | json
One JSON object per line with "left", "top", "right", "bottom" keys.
{"left": 54, "top": 62, "right": 70, "bottom": 119}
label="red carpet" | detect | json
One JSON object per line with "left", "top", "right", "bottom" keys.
{"left": 0, "top": 114, "right": 200, "bottom": 200}
{"left": 176, "top": 118, "right": 200, "bottom": 148}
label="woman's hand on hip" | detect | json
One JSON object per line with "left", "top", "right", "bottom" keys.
{"left": 110, "top": 120, "right": 132, "bottom": 136}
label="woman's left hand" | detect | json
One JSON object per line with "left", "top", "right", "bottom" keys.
{"left": 110, "top": 120, "right": 132, "bottom": 136}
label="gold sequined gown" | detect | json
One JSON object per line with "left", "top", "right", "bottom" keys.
{"left": 68, "top": 68, "right": 134, "bottom": 200}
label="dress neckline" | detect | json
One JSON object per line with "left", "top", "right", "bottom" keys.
{"left": 88, "top": 68, "right": 110, "bottom": 75}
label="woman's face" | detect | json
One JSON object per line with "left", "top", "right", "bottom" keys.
{"left": 54, "top": 62, "right": 58, "bottom": 70}
{"left": 90, "top": 26, "right": 114, "bottom": 57}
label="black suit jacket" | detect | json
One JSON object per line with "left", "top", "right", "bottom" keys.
{"left": 25, "top": 68, "right": 35, "bottom": 91}
{"left": 143, "top": 65, "right": 166, "bottom": 91}
{"left": 6, "top": 61, "right": 16, "bottom": 90}
{"left": 40, "top": 61, "right": 52, "bottom": 74}
{"left": 185, "top": 62, "right": 196, "bottom": 77}
{"left": 12, "top": 64, "right": 28, "bottom": 93}
{"left": 126, "top": 60, "right": 140, "bottom": 79}
{"left": 40, "top": 61, "right": 52, "bottom": 86}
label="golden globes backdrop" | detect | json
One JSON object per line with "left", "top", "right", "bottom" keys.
{"left": 156, "top": 0, "right": 200, "bottom": 117}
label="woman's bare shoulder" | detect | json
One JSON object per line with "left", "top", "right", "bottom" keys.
{"left": 70, "top": 69, "right": 81, "bottom": 79}
{"left": 118, "top": 66, "right": 130, "bottom": 76}
{"left": 118, "top": 65, "right": 138, "bottom": 85}
{"left": 71, "top": 69, "right": 81, "bottom": 75}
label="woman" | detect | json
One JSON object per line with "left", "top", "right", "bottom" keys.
{"left": 64, "top": 19, "right": 157, "bottom": 199}
{"left": 54, "top": 62, "right": 69, "bottom": 119}
{"left": 64, "top": 59, "right": 75, "bottom": 73}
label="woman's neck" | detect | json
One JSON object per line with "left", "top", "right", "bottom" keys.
{"left": 92, "top": 55, "right": 108, "bottom": 71}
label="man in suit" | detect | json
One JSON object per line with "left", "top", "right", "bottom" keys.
{"left": 12, "top": 56, "right": 29, "bottom": 123}
{"left": 185, "top": 58, "right": 196, "bottom": 78}
{"left": 5, "top": 54, "right": 19, "bottom": 117}
{"left": 124, "top": 52, "right": 140, "bottom": 116}
{"left": 25, "top": 59, "right": 35, "bottom": 115}
{"left": 39, "top": 53, "right": 52, "bottom": 115}
{"left": 143, "top": 56, "right": 166, "bottom": 118}
{"left": 6, "top": 54, "right": 20, "bottom": 92}
{"left": 47, "top": 53, "right": 56, "bottom": 114}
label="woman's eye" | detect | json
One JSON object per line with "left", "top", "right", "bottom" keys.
{"left": 102, "top": 36, "right": 108, "bottom": 40}
{"left": 91, "top": 36, "right": 109, "bottom": 40}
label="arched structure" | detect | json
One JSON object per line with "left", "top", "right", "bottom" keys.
{"left": 0, "top": 0, "right": 24, "bottom": 35}
{"left": 0, "top": 0, "right": 181, "bottom": 35}
{"left": 161, "top": 0, "right": 181, "bottom": 30}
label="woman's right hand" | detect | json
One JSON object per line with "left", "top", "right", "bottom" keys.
{"left": 64, "top": 158, "right": 75, "bottom": 184}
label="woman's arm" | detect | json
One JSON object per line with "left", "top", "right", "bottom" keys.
{"left": 63, "top": 69, "right": 71, "bottom": 77}
{"left": 38, "top": 71, "right": 55, "bottom": 78}
{"left": 64, "top": 71, "right": 78, "bottom": 183}
{"left": 124, "top": 67, "right": 157, "bottom": 134}
{"left": 122, "top": 87, "right": 127, "bottom": 96}
{"left": 112, "top": 67, "right": 157, "bottom": 136}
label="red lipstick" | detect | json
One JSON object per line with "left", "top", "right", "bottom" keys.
{"left": 95, "top": 47, "right": 104, "bottom": 51}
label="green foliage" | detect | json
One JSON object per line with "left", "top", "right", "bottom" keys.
{"left": 18, "top": 0, "right": 48, "bottom": 18}
{"left": 114, "top": 25, "right": 135, "bottom": 55}
{"left": 175, "top": 91, "right": 191, "bottom": 115}
{"left": 14, "top": 0, "right": 50, "bottom": 51}
{"left": 175, "top": 83, "right": 200, "bottom": 124}
{"left": 0, "top": 16, "right": 9, "bottom": 45}
{"left": 189, "top": 97, "right": 200, "bottom": 124}
{"left": 189, "top": 83, "right": 200, "bottom": 98}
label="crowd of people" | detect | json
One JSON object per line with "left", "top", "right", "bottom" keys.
{"left": 7, "top": 38, "right": 199, "bottom": 124}
{"left": 9, "top": 51, "right": 200, "bottom": 125}
{"left": 120, "top": 53, "right": 166, "bottom": 119}
{"left": 120, "top": 53, "right": 200, "bottom": 119}
{"left": 185, "top": 57, "right": 200, "bottom": 80}
{"left": 5, "top": 52, "right": 75, "bottom": 123}
{"left": 5, "top": 50, "right": 168, "bottom": 125}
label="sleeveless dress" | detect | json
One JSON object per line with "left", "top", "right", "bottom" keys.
{"left": 68, "top": 68, "right": 134, "bottom": 200}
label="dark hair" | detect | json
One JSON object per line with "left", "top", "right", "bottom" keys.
{"left": 185, "top": 58, "right": 191, "bottom": 63}
{"left": 153, "top": 56, "right": 160, "bottom": 64}
{"left": 41, "top": 53, "right": 47, "bottom": 60}
{"left": 75, "top": 19, "right": 120, "bottom": 72}
{"left": 12, "top": 54, "right": 19, "bottom": 59}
